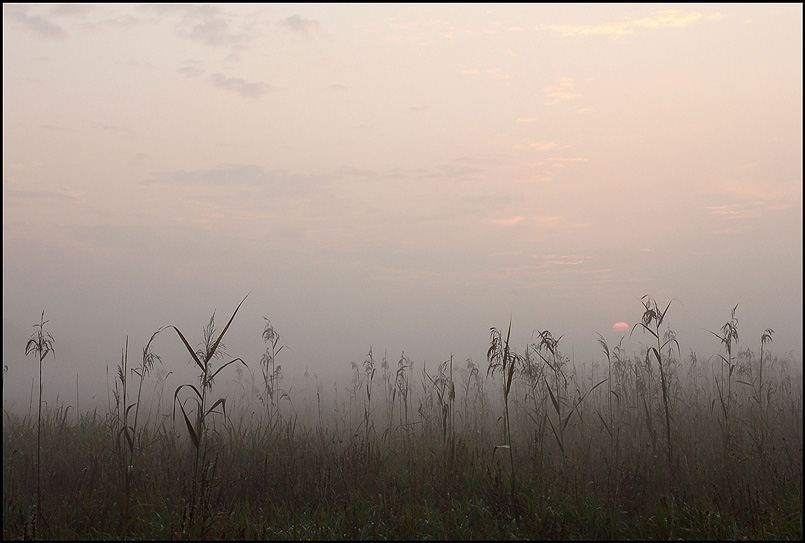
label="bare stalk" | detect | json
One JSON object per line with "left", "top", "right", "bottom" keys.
{"left": 25, "top": 310, "right": 55, "bottom": 539}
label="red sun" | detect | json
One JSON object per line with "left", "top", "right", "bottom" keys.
{"left": 613, "top": 322, "right": 630, "bottom": 331}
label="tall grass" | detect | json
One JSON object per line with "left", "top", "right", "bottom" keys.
{"left": 709, "top": 303, "right": 740, "bottom": 457}
{"left": 631, "top": 296, "right": 678, "bottom": 474}
{"left": 23, "top": 310, "right": 54, "bottom": 539}
{"left": 3, "top": 295, "right": 802, "bottom": 540}
{"left": 169, "top": 295, "right": 248, "bottom": 537}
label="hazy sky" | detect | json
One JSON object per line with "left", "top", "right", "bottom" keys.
{"left": 3, "top": 4, "right": 802, "bottom": 408}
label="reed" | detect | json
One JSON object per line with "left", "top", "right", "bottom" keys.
{"left": 631, "top": 296, "right": 678, "bottom": 475}
{"left": 259, "top": 317, "right": 285, "bottom": 433}
{"left": 170, "top": 295, "right": 248, "bottom": 536}
{"left": 708, "top": 303, "right": 740, "bottom": 457}
{"left": 24, "top": 310, "right": 55, "bottom": 539}
{"left": 4, "top": 296, "right": 800, "bottom": 540}
{"left": 487, "top": 319, "right": 520, "bottom": 502}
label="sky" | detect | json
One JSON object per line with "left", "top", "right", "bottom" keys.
{"left": 3, "top": 4, "right": 802, "bottom": 410}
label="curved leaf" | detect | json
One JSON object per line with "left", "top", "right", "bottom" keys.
{"left": 206, "top": 294, "right": 248, "bottom": 365}
{"left": 176, "top": 397, "right": 199, "bottom": 449}
{"left": 206, "top": 397, "right": 227, "bottom": 417}
{"left": 209, "top": 357, "right": 247, "bottom": 383}
{"left": 171, "top": 326, "right": 204, "bottom": 373}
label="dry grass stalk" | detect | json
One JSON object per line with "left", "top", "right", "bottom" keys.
{"left": 24, "top": 310, "right": 55, "bottom": 539}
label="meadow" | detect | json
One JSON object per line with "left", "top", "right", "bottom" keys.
{"left": 3, "top": 296, "right": 802, "bottom": 540}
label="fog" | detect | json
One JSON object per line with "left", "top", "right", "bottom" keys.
{"left": 3, "top": 4, "right": 802, "bottom": 413}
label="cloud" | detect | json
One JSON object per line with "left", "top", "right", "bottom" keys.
{"left": 408, "top": 105, "right": 430, "bottom": 113}
{"left": 140, "top": 4, "right": 220, "bottom": 19}
{"left": 40, "top": 124, "right": 77, "bottom": 132}
{"left": 4, "top": 188, "right": 85, "bottom": 206}
{"left": 490, "top": 215, "right": 562, "bottom": 227}
{"left": 180, "top": 16, "right": 241, "bottom": 46}
{"left": 176, "top": 64, "right": 273, "bottom": 98}
{"left": 96, "top": 123, "right": 135, "bottom": 139}
{"left": 486, "top": 68, "right": 510, "bottom": 81}
{"left": 491, "top": 216, "right": 528, "bottom": 226}
{"left": 709, "top": 227, "right": 742, "bottom": 235}
{"left": 542, "top": 77, "right": 581, "bottom": 105}
{"left": 139, "top": 4, "right": 259, "bottom": 61}
{"left": 541, "top": 10, "right": 703, "bottom": 38}
{"left": 49, "top": 4, "right": 95, "bottom": 17}
{"left": 546, "top": 157, "right": 588, "bottom": 162}
{"left": 146, "top": 164, "right": 269, "bottom": 187}
{"left": 176, "top": 65, "right": 205, "bottom": 78}
{"left": 207, "top": 72, "right": 274, "bottom": 98}
{"left": 701, "top": 202, "right": 793, "bottom": 219}
{"left": 631, "top": 11, "right": 702, "bottom": 29}
{"left": 143, "top": 164, "right": 326, "bottom": 197}
{"left": 4, "top": 4, "right": 69, "bottom": 39}
{"left": 529, "top": 253, "right": 588, "bottom": 267}
{"left": 277, "top": 14, "right": 323, "bottom": 39}
{"left": 530, "top": 141, "right": 558, "bottom": 150}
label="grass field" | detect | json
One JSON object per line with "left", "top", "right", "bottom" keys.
{"left": 3, "top": 298, "right": 802, "bottom": 540}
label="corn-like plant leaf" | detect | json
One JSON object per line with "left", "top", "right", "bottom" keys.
{"left": 562, "top": 378, "right": 607, "bottom": 432}
{"left": 176, "top": 397, "right": 199, "bottom": 450}
{"left": 118, "top": 426, "right": 134, "bottom": 453}
{"left": 545, "top": 377, "right": 561, "bottom": 416}
{"left": 491, "top": 444, "right": 510, "bottom": 465}
{"left": 545, "top": 415, "right": 565, "bottom": 455}
{"left": 206, "top": 294, "right": 248, "bottom": 365}
{"left": 209, "top": 357, "right": 246, "bottom": 383}
{"left": 174, "top": 383, "right": 202, "bottom": 403}
{"left": 171, "top": 326, "right": 205, "bottom": 373}
{"left": 659, "top": 300, "right": 675, "bottom": 323}
{"left": 596, "top": 410, "right": 612, "bottom": 439}
{"left": 206, "top": 397, "right": 227, "bottom": 417}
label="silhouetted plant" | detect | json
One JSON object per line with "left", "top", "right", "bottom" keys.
{"left": 631, "top": 295, "right": 678, "bottom": 473}
{"left": 170, "top": 295, "right": 248, "bottom": 535}
{"left": 25, "top": 310, "right": 55, "bottom": 538}
{"left": 708, "top": 303, "right": 739, "bottom": 455}
{"left": 259, "top": 317, "right": 285, "bottom": 430}
{"left": 361, "top": 347, "right": 378, "bottom": 442}
{"left": 487, "top": 319, "right": 521, "bottom": 500}
{"left": 113, "top": 328, "right": 163, "bottom": 535}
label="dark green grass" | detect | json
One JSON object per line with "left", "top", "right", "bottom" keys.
{"left": 3, "top": 302, "right": 803, "bottom": 539}
{"left": 3, "top": 382, "right": 802, "bottom": 540}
